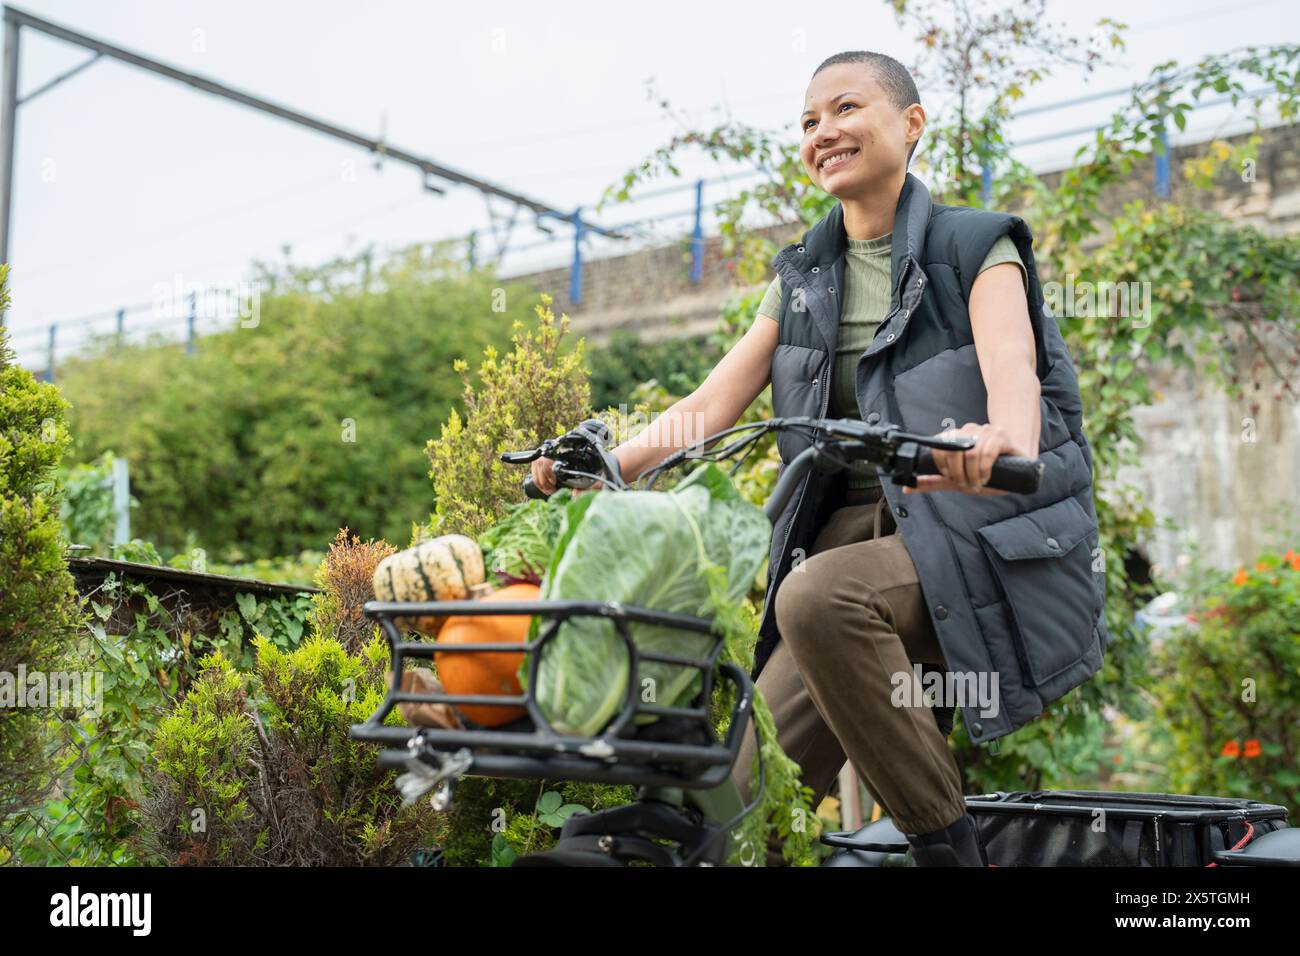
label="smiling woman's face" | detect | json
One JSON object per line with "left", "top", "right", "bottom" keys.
{"left": 799, "top": 63, "right": 920, "bottom": 198}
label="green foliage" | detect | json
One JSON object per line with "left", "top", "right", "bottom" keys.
{"left": 896, "top": 0, "right": 1124, "bottom": 205}
{"left": 58, "top": 451, "right": 135, "bottom": 553}
{"left": 477, "top": 493, "right": 570, "bottom": 583}
{"left": 110, "top": 538, "right": 164, "bottom": 564}
{"left": 425, "top": 293, "right": 591, "bottom": 539}
{"left": 482, "top": 779, "right": 640, "bottom": 866}
{"left": 148, "top": 651, "right": 256, "bottom": 859}
{"left": 489, "top": 787, "right": 589, "bottom": 866}
{"left": 1004, "top": 46, "right": 1300, "bottom": 260}
{"left": 6, "top": 570, "right": 315, "bottom": 865}
{"left": 142, "top": 636, "right": 442, "bottom": 865}
{"left": 434, "top": 776, "right": 536, "bottom": 867}
{"left": 55, "top": 245, "right": 528, "bottom": 558}
{"left": 1061, "top": 202, "right": 1300, "bottom": 444}
{"left": 203, "top": 550, "right": 326, "bottom": 587}
{"left": 0, "top": 272, "right": 84, "bottom": 837}
{"left": 705, "top": 565, "right": 819, "bottom": 865}
{"left": 586, "top": 328, "right": 719, "bottom": 413}
{"left": 1147, "top": 551, "right": 1300, "bottom": 820}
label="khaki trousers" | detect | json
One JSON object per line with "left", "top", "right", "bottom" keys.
{"left": 732, "top": 486, "right": 968, "bottom": 862}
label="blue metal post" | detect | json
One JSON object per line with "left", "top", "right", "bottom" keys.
{"left": 186, "top": 290, "right": 196, "bottom": 354}
{"left": 115, "top": 307, "right": 125, "bottom": 346}
{"left": 570, "top": 206, "right": 584, "bottom": 306}
{"left": 981, "top": 164, "right": 992, "bottom": 205}
{"left": 466, "top": 230, "right": 477, "bottom": 272}
{"left": 1154, "top": 125, "right": 1170, "bottom": 199}
{"left": 691, "top": 178, "right": 704, "bottom": 283}
{"left": 45, "top": 323, "right": 56, "bottom": 382}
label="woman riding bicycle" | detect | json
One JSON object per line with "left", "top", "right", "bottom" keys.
{"left": 532, "top": 50, "right": 1108, "bottom": 867}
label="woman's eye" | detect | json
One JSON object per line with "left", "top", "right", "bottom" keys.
{"left": 804, "top": 102, "right": 857, "bottom": 130}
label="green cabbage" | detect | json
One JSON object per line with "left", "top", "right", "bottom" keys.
{"left": 477, "top": 493, "right": 571, "bottom": 581}
{"left": 522, "top": 465, "right": 769, "bottom": 736}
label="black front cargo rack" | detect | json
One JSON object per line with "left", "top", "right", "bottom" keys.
{"left": 349, "top": 598, "right": 754, "bottom": 790}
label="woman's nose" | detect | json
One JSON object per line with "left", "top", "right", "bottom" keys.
{"left": 814, "top": 123, "right": 842, "bottom": 146}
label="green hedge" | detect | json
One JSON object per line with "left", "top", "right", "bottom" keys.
{"left": 56, "top": 246, "right": 531, "bottom": 558}
{"left": 0, "top": 271, "right": 84, "bottom": 835}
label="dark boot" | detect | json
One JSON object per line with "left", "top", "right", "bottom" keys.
{"left": 904, "top": 811, "right": 989, "bottom": 867}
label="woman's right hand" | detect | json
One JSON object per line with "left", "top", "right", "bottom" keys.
{"left": 531, "top": 456, "right": 561, "bottom": 496}
{"left": 531, "top": 454, "right": 613, "bottom": 496}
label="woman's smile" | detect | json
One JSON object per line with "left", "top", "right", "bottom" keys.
{"left": 818, "top": 147, "right": 860, "bottom": 175}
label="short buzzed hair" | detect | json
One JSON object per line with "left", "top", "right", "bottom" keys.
{"left": 813, "top": 51, "right": 922, "bottom": 165}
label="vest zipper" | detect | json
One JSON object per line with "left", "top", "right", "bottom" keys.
{"left": 864, "top": 258, "right": 918, "bottom": 356}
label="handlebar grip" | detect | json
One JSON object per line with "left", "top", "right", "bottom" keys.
{"left": 522, "top": 473, "right": 550, "bottom": 500}
{"left": 916, "top": 448, "right": 1044, "bottom": 494}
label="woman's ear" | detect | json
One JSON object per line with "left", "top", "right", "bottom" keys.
{"left": 905, "top": 103, "right": 926, "bottom": 153}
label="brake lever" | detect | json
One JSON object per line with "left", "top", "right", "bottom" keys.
{"left": 499, "top": 449, "right": 541, "bottom": 464}
{"left": 905, "top": 432, "right": 976, "bottom": 453}
{"left": 821, "top": 418, "right": 975, "bottom": 454}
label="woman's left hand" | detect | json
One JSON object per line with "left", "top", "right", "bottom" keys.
{"left": 904, "top": 422, "right": 1031, "bottom": 496}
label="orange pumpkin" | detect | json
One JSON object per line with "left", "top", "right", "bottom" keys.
{"left": 434, "top": 583, "right": 538, "bottom": 726}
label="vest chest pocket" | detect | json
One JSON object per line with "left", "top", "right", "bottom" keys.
{"left": 975, "top": 496, "right": 1103, "bottom": 687}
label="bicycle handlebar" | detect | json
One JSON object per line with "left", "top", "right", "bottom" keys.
{"left": 509, "top": 419, "right": 623, "bottom": 500}
{"left": 506, "top": 416, "right": 1044, "bottom": 509}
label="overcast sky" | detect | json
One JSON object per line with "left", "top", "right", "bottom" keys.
{"left": 3, "top": 0, "right": 1296, "bottom": 363}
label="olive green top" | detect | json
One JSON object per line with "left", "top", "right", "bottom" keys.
{"left": 758, "top": 233, "right": 1027, "bottom": 492}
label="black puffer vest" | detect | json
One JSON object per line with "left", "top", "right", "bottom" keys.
{"left": 757, "top": 172, "right": 1109, "bottom": 745}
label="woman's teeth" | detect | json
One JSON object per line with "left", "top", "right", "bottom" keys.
{"left": 820, "top": 150, "right": 858, "bottom": 172}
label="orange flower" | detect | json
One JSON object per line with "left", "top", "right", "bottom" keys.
{"left": 1255, "top": 560, "right": 1269, "bottom": 572}
{"left": 1285, "top": 549, "right": 1296, "bottom": 563}
{"left": 1291, "top": 554, "right": 1300, "bottom": 571}
{"left": 1112, "top": 753, "right": 1123, "bottom": 765}
{"left": 1232, "top": 567, "right": 1248, "bottom": 586}
{"left": 1243, "top": 739, "right": 1261, "bottom": 759}
{"left": 1220, "top": 740, "right": 1240, "bottom": 758}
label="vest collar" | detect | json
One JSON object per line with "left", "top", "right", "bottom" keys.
{"left": 772, "top": 172, "right": 934, "bottom": 353}
{"left": 776, "top": 171, "right": 932, "bottom": 290}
